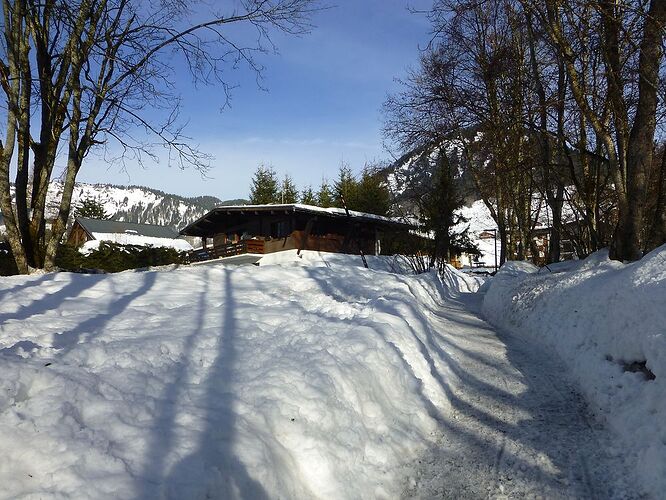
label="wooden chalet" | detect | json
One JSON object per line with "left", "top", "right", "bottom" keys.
{"left": 179, "top": 203, "right": 413, "bottom": 262}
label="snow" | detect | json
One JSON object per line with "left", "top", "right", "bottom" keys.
{"left": 0, "top": 254, "right": 465, "bottom": 499}
{"left": 454, "top": 200, "right": 499, "bottom": 266}
{"left": 81, "top": 233, "right": 193, "bottom": 252}
{"left": 214, "top": 203, "right": 407, "bottom": 225}
{"left": 257, "top": 249, "right": 415, "bottom": 274}
{"left": 0, "top": 249, "right": 656, "bottom": 498}
{"left": 452, "top": 192, "right": 581, "bottom": 267}
{"left": 482, "top": 245, "right": 666, "bottom": 497}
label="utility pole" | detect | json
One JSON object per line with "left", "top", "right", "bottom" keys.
{"left": 484, "top": 228, "right": 498, "bottom": 272}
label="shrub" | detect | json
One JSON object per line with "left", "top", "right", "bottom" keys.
{"left": 56, "top": 242, "right": 188, "bottom": 273}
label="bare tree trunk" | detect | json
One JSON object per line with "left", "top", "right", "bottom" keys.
{"left": 541, "top": 0, "right": 665, "bottom": 261}
{"left": 0, "top": 0, "right": 29, "bottom": 273}
{"left": 1, "top": 0, "right": 318, "bottom": 273}
{"left": 621, "top": 0, "right": 666, "bottom": 259}
{"left": 548, "top": 185, "right": 564, "bottom": 262}
{"left": 15, "top": 0, "right": 34, "bottom": 267}
{"left": 647, "top": 145, "right": 666, "bottom": 251}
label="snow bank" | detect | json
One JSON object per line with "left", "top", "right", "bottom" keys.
{"left": 0, "top": 256, "right": 457, "bottom": 499}
{"left": 482, "top": 246, "right": 666, "bottom": 496}
{"left": 439, "top": 264, "right": 486, "bottom": 295}
{"left": 257, "top": 249, "right": 414, "bottom": 274}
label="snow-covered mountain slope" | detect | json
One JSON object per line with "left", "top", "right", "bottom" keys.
{"left": 7, "top": 182, "right": 246, "bottom": 232}
{"left": 52, "top": 183, "right": 227, "bottom": 231}
{"left": 383, "top": 140, "right": 474, "bottom": 216}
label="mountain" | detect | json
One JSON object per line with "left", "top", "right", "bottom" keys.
{"left": 382, "top": 139, "right": 478, "bottom": 217}
{"left": 13, "top": 182, "right": 247, "bottom": 232}
{"left": 381, "top": 140, "right": 498, "bottom": 264}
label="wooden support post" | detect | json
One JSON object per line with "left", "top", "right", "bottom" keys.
{"left": 337, "top": 190, "right": 368, "bottom": 268}
{"left": 298, "top": 217, "right": 316, "bottom": 256}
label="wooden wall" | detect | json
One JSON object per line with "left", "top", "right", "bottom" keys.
{"left": 67, "top": 223, "right": 91, "bottom": 247}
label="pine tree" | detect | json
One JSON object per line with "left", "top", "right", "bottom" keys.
{"left": 74, "top": 197, "right": 110, "bottom": 220}
{"left": 333, "top": 165, "right": 358, "bottom": 209}
{"left": 300, "top": 185, "right": 317, "bottom": 205}
{"left": 249, "top": 165, "right": 279, "bottom": 204}
{"left": 355, "top": 167, "right": 390, "bottom": 216}
{"left": 279, "top": 174, "right": 299, "bottom": 204}
{"left": 317, "top": 180, "right": 333, "bottom": 207}
{"left": 420, "top": 150, "right": 475, "bottom": 266}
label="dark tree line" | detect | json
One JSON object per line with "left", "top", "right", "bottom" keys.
{"left": 385, "top": 0, "right": 666, "bottom": 265}
{"left": 248, "top": 163, "right": 391, "bottom": 216}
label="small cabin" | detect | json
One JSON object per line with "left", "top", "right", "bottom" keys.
{"left": 68, "top": 217, "right": 193, "bottom": 251}
{"left": 179, "top": 204, "right": 412, "bottom": 262}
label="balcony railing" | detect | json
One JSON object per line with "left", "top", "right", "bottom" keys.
{"left": 189, "top": 239, "right": 265, "bottom": 263}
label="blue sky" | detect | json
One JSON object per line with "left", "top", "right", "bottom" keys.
{"left": 79, "top": 1, "right": 432, "bottom": 200}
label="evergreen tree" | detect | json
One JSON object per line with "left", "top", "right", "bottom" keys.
{"left": 74, "top": 197, "right": 110, "bottom": 220}
{"left": 249, "top": 165, "right": 279, "bottom": 204}
{"left": 355, "top": 167, "right": 391, "bottom": 216}
{"left": 333, "top": 165, "right": 358, "bottom": 209}
{"left": 420, "top": 151, "right": 475, "bottom": 266}
{"left": 279, "top": 174, "right": 299, "bottom": 204}
{"left": 317, "top": 180, "right": 333, "bottom": 207}
{"left": 300, "top": 185, "right": 317, "bottom": 205}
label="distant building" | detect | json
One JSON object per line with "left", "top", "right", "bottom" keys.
{"left": 179, "top": 203, "right": 413, "bottom": 263}
{"left": 68, "top": 217, "right": 193, "bottom": 251}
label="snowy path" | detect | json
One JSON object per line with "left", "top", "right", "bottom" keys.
{"left": 0, "top": 256, "right": 648, "bottom": 498}
{"left": 404, "top": 291, "right": 639, "bottom": 499}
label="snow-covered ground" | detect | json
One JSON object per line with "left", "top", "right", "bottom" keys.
{"left": 0, "top": 253, "right": 477, "bottom": 498}
{"left": 0, "top": 249, "right": 656, "bottom": 498}
{"left": 482, "top": 245, "right": 666, "bottom": 497}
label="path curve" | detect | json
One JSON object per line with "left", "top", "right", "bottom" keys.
{"left": 402, "top": 291, "right": 642, "bottom": 499}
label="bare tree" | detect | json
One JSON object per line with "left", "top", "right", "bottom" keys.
{"left": 0, "top": 0, "right": 320, "bottom": 273}
{"left": 387, "top": 0, "right": 666, "bottom": 264}
{"left": 530, "top": 0, "right": 666, "bottom": 261}
{"left": 385, "top": 0, "right": 541, "bottom": 265}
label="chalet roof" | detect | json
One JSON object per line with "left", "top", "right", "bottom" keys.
{"left": 75, "top": 217, "right": 180, "bottom": 240}
{"left": 179, "top": 203, "right": 413, "bottom": 237}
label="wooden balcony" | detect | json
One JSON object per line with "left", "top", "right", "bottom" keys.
{"left": 189, "top": 239, "right": 265, "bottom": 263}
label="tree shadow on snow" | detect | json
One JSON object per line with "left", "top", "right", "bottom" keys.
{"left": 0, "top": 272, "right": 56, "bottom": 305}
{"left": 159, "top": 268, "right": 268, "bottom": 500}
{"left": 301, "top": 266, "right": 634, "bottom": 499}
{"left": 0, "top": 273, "right": 99, "bottom": 325}
{"left": 52, "top": 272, "right": 157, "bottom": 355}
{"left": 135, "top": 269, "right": 212, "bottom": 499}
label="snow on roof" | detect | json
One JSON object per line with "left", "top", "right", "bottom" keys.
{"left": 83, "top": 233, "right": 193, "bottom": 253}
{"left": 179, "top": 203, "right": 413, "bottom": 236}
{"left": 76, "top": 217, "right": 182, "bottom": 240}
{"left": 228, "top": 203, "right": 406, "bottom": 223}
{"left": 75, "top": 217, "right": 192, "bottom": 251}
